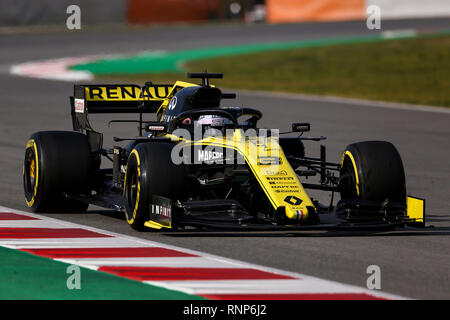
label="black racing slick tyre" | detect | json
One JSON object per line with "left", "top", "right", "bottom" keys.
{"left": 123, "top": 142, "right": 186, "bottom": 231}
{"left": 23, "top": 131, "right": 92, "bottom": 213}
{"left": 339, "top": 141, "right": 406, "bottom": 204}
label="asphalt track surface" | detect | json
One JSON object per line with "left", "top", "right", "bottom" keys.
{"left": 1, "top": 18, "right": 449, "bottom": 299}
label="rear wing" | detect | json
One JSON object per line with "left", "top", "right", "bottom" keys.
{"left": 70, "top": 83, "right": 182, "bottom": 131}
{"left": 71, "top": 83, "right": 172, "bottom": 113}
{"left": 69, "top": 82, "right": 196, "bottom": 151}
{"left": 70, "top": 83, "right": 174, "bottom": 152}
{"left": 70, "top": 82, "right": 198, "bottom": 128}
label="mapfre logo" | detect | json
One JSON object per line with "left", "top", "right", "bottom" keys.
{"left": 198, "top": 150, "right": 223, "bottom": 162}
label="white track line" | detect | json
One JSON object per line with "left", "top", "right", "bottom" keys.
{"left": 144, "top": 279, "right": 371, "bottom": 295}
{"left": 0, "top": 220, "right": 75, "bottom": 228}
{"left": 144, "top": 278, "right": 404, "bottom": 300}
{"left": 10, "top": 56, "right": 98, "bottom": 81}
{"left": 54, "top": 257, "right": 240, "bottom": 268}
{"left": 1, "top": 238, "right": 151, "bottom": 249}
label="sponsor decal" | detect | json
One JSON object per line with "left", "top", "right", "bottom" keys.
{"left": 263, "top": 169, "right": 288, "bottom": 176}
{"left": 84, "top": 85, "right": 171, "bottom": 101}
{"left": 168, "top": 96, "right": 177, "bottom": 110}
{"left": 284, "top": 195, "right": 303, "bottom": 206}
{"left": 257, "top": 156, "right": 281, "bottom": 165}
{"left": 149, "top": 195, "right": 172, "bottom": 227}
{"left": 74, "top": 98, "right": 85, "bottom": 113}
{"left": 198, "top": 150, "right": 224, "bottom": 162}
{"left": 269, "top": 181, "right": 297, "bottom": 185}
{"left": 274, "top": 187, "right": 300, "bottom": 193}
{"left": 151, "top": 204, "right": 171, "bottom": 218}
{"left": 162, "top": 115, "right": 176, "bottom": 122}
{"left": 147, "top": 125, "right": 166, "bottom": 131}
{"left": 271, "top": 185, "right": 299, "bottom": 190}
{"left": 266, "top": 176, "right": 294, "bottom": 181}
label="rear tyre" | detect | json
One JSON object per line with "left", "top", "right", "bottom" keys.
{"left": 23, "top": 131, "right": 92, "bottom": 213}
{"left": 123, "top": 142, "right": 186, "bottom": 231}
{"left": 339, "top": 141, "right": 406, "bottom": 204}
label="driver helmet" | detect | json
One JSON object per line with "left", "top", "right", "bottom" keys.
{"left": 196, "top": 115, "right": 233, "bottom": 127}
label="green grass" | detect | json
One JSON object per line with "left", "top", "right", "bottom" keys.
{"left": 0, "top": 246, "right": 202, "bottom": 300}
{"left": 103, "top": 35, "right": 450, "bottom": 107}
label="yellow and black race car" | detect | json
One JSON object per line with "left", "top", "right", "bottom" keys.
{"left": 23, "top": 72, "right": 426, "bottom": 231}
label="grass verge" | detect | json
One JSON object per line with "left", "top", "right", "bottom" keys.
{"left": 0, "top": 246, "right": 202, "bottom": 300}
{"left": 102, "top": 34, "right": 450, "bottom": 107}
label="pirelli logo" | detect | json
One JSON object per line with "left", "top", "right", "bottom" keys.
{"left": 84, "top": 85, "right": 172, "bottom": 101}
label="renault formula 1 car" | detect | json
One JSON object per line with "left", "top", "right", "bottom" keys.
{"left": 23, "top": 72, "right": 426, "bottom": 231}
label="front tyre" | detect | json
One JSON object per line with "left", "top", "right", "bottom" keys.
{"left": 339, "top": 141, "right": 406, "bottom": 204}
{"left": 123, "top": 142, "right": 186, "bottom": 231}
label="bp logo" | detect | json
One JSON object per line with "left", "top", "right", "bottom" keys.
{"left": 168, "top": 96, "right": 177, "bottom": 110}
{"left": 284, "top": 195, "right": 303, "bottom": 206}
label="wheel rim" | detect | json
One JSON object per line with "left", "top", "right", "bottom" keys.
{"left": 129, "top": 172, "right": 138, "bottom": 209}
{"left": 339, "top": 157, "right": 358, "bottom": 200}
{"left": 24, "top": 148, "right": 36, "bottom": 198}
{"left": 30, "top": 158, "right": 35, "bottom": 179}
{"left": 125, "top": 165, "right": 138, "bottom": 222}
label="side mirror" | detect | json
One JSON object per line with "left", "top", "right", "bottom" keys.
{"left": 292, "top": 123, "right": 310, "bottom": 133}
{"left": 146, "top": 122, "right": 168, "bottom": 133}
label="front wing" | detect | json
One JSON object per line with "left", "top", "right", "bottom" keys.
{"left": 143, "top": 195, "right": 426, "bottom": 231}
